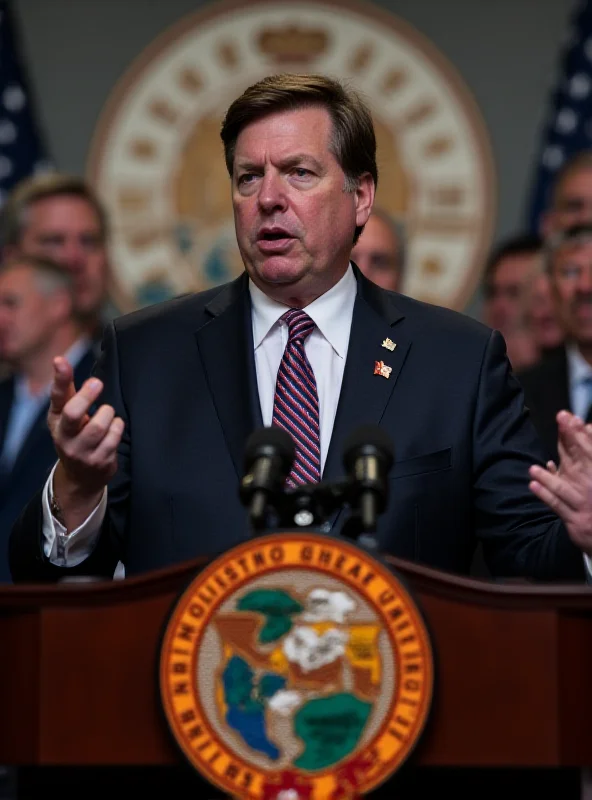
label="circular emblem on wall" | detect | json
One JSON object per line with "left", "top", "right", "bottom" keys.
{"left": 88, "top": 0, "right": 495, "bottom": 313}
{"left": 159, "top": 533, "right": 434, "bottom": 798}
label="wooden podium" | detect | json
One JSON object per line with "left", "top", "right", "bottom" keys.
{"left": 1, "top": 556, "right": 591, "bottom": 774}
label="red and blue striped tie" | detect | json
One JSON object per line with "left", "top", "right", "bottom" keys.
{"left": 272, "top": 308, "right": 321, "bottom": 487}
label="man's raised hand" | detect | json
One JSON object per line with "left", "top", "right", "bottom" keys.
{"left": 48, "top": 356, "right": 124, "bottom": 531}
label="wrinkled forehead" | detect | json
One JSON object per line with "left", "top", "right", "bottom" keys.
{"left": 24, "top": 194, "right": 103, "bottom": 234}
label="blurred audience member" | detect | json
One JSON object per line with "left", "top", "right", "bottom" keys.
{"left": 482, "top": 233, "right": 542, "bottom": 370}
{"left": 518, "top": 224, "right": 592, "bottom": 462}
{"left": 541, "top": 151, "right": 592, "bottom": 236}
{"left": 523, "top": 269, "right": 564, "bottom": 357}
{"left": 0, "top": 173, "right": 116, "bottom": 349}
{"left": 0, "top": 255, "right": 95, "bottom": 581}
{"left": 351, "top": 208, "right": 405, "bottom": 292}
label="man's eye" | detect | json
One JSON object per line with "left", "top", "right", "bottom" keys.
{"left": 237, "top": 174, "right": 256, "bottom": 186}
{"left": 292, "top": 168, "right": 311, "bottom": 178}
{"left": 561, "top": 267, "right": 581, "bottom": 279}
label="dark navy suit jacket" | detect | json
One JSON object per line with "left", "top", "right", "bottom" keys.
{"left": 8, "top": 270, "right": 584, "bottom": 583}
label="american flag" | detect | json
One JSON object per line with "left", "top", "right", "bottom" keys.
{"left": 526, "top": 0, "right": 592, "bottom": 231}
{"left": 0, "top": 0, "right": 51, "bottom": 209}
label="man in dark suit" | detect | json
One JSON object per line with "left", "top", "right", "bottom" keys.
{"left": 9, "top": 71, "right": 592, "bottom": 800}
{"left": 0, "top": 254, "right": 94, "bottom": 582}
{"left": 518, "top": 223, "right": 592, "bottom": 464}
{"left": 7, "top": 71, "right": 592, "bottom": 585}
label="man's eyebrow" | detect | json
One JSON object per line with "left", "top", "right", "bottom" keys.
{"left": 234, "top": 154, "right": 324, "bottom": 171}
{"left": 278, "top": 154, "right": 324, "bottom": 171}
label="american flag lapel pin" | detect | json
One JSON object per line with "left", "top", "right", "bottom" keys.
{"left": 374, "top": 360, "right": 392, "bottom": 379}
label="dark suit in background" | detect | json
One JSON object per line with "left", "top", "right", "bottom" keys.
{"left": 517, "top": 345, "right": 571, "bottom": 464}
{"left": 0, "top": 347, "right": 95, "bottom": 581}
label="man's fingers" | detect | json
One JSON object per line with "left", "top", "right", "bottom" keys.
{"left": 529, "top": 464, "right": 582, "bottom": 511}
{"left": 529, "top": 479, "right": 572, "bottom": 518}
{"left": 49, "top": 357, "right": 76, "bottom": 414}
{"left": 88, "top": 417, "right": 125, "bottom": 465}
{"left": 58, "top": 378, "right": 104, "bottom": 438}
{"left": 557, "top": 410, "right": 592, "bottom": 460}
{"left": 70, "top": 404, "right": 115, "bottom": 450}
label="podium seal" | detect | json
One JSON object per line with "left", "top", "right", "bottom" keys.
{"left": 160, "top": 533, "right": 434, "bottom": 798}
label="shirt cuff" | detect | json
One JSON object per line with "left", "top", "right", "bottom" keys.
{"left": 42, "top": 463, "right": 107, "bottom": 567}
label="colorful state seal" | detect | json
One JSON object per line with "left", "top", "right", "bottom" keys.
{"left": 160, "top": 533, "right": 434, "bottom": 798}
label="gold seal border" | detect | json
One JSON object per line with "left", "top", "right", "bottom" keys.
{"left": 160, "top": 533, "right": 434, "bottom": 798}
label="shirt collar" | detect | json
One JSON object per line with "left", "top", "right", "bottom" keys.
{"left": 249, "top": 264, "right": 357, "bottom": 358}
{"left": 566, "top": 341, "right": 592, "bottom": 388}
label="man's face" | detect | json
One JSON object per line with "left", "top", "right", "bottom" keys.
{"left": 545, "top": 167, "right": 592, "bottom": 235}
{"left": 18, "top": 195, "right": 108, "bottom": 319}
{"left": 232, "top": 106, "right": 374, "bottom": 305}
{"left": 0, "top": 265, "right": 68, "bottom": 365}
{"left": 351, "top": 213, "right": 401, "bottom": 291}
{"left": 525, "top": 273, "right": 564, "bottom": 350}
{"left": 483, "top": 252, "right": 539, "bottom": 332}
{"left": 550, "top": 240, "right": 592, "bottom": 348}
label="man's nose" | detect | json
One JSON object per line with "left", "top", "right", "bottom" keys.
{"left": 257, "top": 172, "right": 287, "bottom": 213}
{"left": 58, "top": 241, "right": 86, "bottom": 271}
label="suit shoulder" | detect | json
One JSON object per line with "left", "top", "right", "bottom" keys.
{"left": 391, "top": 292, "right": 493, "bottom": 343}
{"left": 109, "top": 279, "right": 241, "bottom": 340}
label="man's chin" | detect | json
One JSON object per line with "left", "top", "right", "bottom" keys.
{"left": 252, "top": 262, "right": 306, "bottom": 287}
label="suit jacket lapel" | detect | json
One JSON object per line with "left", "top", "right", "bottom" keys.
{"left": 323, "top": 270, "right": 409, "bottom": 482}
{"left": 195, "top": 274, "right": 261, "bottom": 480}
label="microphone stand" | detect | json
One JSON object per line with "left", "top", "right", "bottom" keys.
{"left": 245, "top": 476, "right": 383, "bottom": 552}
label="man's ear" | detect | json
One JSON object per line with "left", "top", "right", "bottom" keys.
{"left": 354, "top": 173, "right": 375, "bottom": 229}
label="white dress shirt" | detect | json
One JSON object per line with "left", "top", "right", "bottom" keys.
{"left": 41, "top": 266, "right": 358, "bottom": 574}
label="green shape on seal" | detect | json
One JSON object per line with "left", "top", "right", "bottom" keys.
{"left": 237, "top": 589, "right": 303, "bottom": 643}
{"left": 293, "top": 693, "right": 372, "bottom": 771}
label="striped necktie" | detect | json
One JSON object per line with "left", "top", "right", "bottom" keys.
{"left": 271, "top": 308, "right": 321, "bottom": 487}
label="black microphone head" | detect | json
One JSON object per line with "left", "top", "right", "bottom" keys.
{"left": 244, "top": 426, "right": 295, "bottom": 473}
{"left": 342, "top": 424, "right": 394, "bottom": 471}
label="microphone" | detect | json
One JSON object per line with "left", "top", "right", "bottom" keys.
{"left": 240, "top": 427, "right": 295, "bottom": 528}
{"left": 343, "top": 425, "right": 394, "bottom": 533}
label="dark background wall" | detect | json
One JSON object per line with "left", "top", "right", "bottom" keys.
{"left": 12, "top": 0, "right": 575, "bottom": 316}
